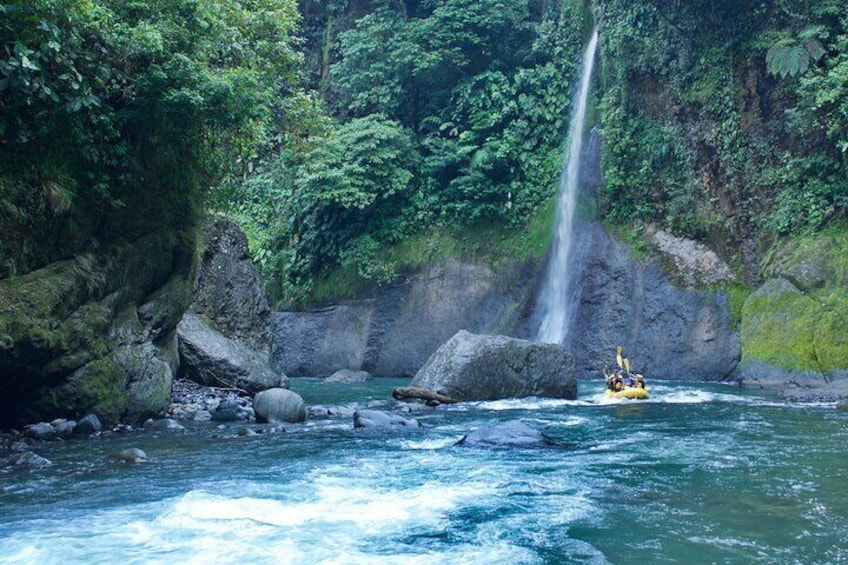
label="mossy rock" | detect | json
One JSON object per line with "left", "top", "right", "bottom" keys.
{"left": 51, "top": 356, "right": 131, "bottom": 425}
{"left": 763, "top": 229, "right": 848, "bottom": 291}
{"left": 36, "top": 343, "right": 174, "bottom": 426}
{"left": 741, "top": 278, "right": 848, "bottom": 374}
{"left": 119, "top": 343, "right": 174, "bottom": 422}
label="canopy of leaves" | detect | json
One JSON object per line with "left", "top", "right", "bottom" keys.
{"left": 224, "top": 0, "right": 594, "bottom": 301}
{"left": 0, "top": 0, "right": 301, "bottom": 274}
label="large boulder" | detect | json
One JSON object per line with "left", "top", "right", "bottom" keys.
{"left": 0, "top": 231, "right": 194, "bottom": 428}
{"left": 411, "top": 330, "right": 576, "bottom": 401}
{"left": 189, "top": 217, "right": 271, "bottom": 352}
{"left": 254, "top": 388, "right": 306, "bottom": 423}
{"left": 178, "top": 313, "right": 287, "bottom": 394}
{"left": 52, "top": 341, "right": 176, "bottom": 426}
{"left": 734, "top": 232, "right": 848, "bottom": 396}
{"left": 324, "top": 369, "right": 373, "bottom": 383}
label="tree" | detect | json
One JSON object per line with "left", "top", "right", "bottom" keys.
{"left": 281, "top": 114, "right": 420, "bottom": 288}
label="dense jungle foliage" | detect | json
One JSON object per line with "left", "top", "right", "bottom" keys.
{"left": 218, "top": 0, "right": 592, "bottom": 302}
{"left": 596, "top": 0, "right": 848, "bottom": 275}
{"left": 0, "top": 0, "right": 301, "bottom": 275}
{"left": 3, "top": 0, "right": 846, "bottom": 303}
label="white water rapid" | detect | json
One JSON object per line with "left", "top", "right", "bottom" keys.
{"left": 537, "top": 28, "right": 598, "bottom": 345}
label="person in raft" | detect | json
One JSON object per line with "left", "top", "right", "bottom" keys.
{"left": 607, "top": 347, "right": 646, "bottom": 390}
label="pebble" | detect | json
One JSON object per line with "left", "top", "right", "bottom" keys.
{"left": 168, "top": 379, "right": 254, "bottom": 423}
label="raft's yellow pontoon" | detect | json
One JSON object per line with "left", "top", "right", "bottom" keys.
{"left": 604, "top": 386, "right": 649, "bottom": 399}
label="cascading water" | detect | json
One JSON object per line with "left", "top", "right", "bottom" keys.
{"left": 537, "top": 28, "right": 599, "bottom": 345}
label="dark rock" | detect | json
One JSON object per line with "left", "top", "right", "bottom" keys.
{"left": 308, "top": 405, "right": 357, "bottom": 418}
{"left": 544, "top": 221, "right": 742, "bottom": 381}
{"left": 76, "top": 413, "right": 102, "bottom": 435}
{"left": 51, "top": 418, "right": 77, "bottom": 438}
{"left": 324, "top": 369, "right": 373, "bottom": 383}
{"left": 51, "top": 340, "right": 175, "bottom": 427}
{"left": 456, "top": 421, "right": 552, "bottom": 448}
{"left": 254, "top": 388, "right": 306, "bottom": 423}
{"left": 0, "top": 230, "right": 194, "bottom": 429}
{"left": 211, "top": 400, "right": 254, "bottom": 422}
{"left": 411, "top": 330, "right": 576, "bottom": 401}
{"left": 24, "top": 422, "right": 56, "bottom": 441}
{"left": 189, "top": 217, "right": 272, "bottom": 352}
{"left": 178, "top": 312, "right": 287, "bottom": 394}
{"left": 6, "top": 451, "right": 53, "bottom": 468}
{"left": 644, "top": 225, "right": 735, "bottom": 287}
{"left": 10, "top": 440, "right": 29, "bottom": 452}
{"left": 353, "top": 409, "right": 420, "bottom": 429}
{"left": 237, "top": 427, "right": 258, "bottom": 437}
{"left": 270, "top": 219, "right": 742, "bottom": 386}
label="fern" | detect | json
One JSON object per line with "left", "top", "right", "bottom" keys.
{"left": 766, "top": 45, "right": 808, "bottom": 78}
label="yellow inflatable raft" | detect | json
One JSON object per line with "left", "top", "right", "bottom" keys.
{"left": 605, "top": 386, "right": 649, "bottom": 399}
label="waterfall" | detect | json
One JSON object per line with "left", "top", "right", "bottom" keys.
{"left": 536, "top": 28, "right": 598, "bottom": 345}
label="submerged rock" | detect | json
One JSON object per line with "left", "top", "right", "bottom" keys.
{"left": 254, "top": 388, "right": 306, "bottom": 424}
{"left": 353, "top": 409, "right": 420, "bottom": 429}
{"left": 113, "top": 448, "right": 148, "bottom": 463}
{"left": 211, "top": 400, "right": 254, "bottom": 422}
{"left": 143, "top": 418, "right": 185, "bottom": 432}
{"left": 309, "top": 405, "right": 357, "bottom": 419}
{"left": 456, "top": 421, "right": 553, "bottom": 448}
{"left": 324, "top": 369, "right": 373, "bottom": 383}
{"left": 5, "top": 451, "right": 53, "bottom": 468}
{"left": 411, "top": 330, "right": 576, "bottom": 401}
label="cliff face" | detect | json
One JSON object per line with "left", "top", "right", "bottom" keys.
{"left": 0, "top": 187, "right": 196, "bottom": 429}
{"left": 271, "top": 230, "right": 742, "bottom": 382}
{"left": 272, "top": 257, "right": 541, "bottom": 378}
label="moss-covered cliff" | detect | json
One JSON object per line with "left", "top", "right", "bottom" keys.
{"left": 740, "top": 228, "right": 848, "bottom": 384}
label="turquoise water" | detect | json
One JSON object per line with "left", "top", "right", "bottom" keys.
{"left": 1, "top": 380, "right": 846, "bottom": 564}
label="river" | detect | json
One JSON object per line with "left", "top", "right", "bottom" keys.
{"left": 1, "top": 379, "right": 846, "bottom": 564}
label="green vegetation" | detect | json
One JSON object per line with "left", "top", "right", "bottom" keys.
{"left": 597, "top": 0, "right": 847, "bottom": 261}
{"left": 1, "top": 0, "right": 302, "bottom": 275}
{"left": 741, "top": 226, "right": 848, "bottom": 373}
{"left": 217, "top": 0, "right": 594, "bottom": 304}
{"left": 3, "top": 0, "right": 846, "bottom": 325}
